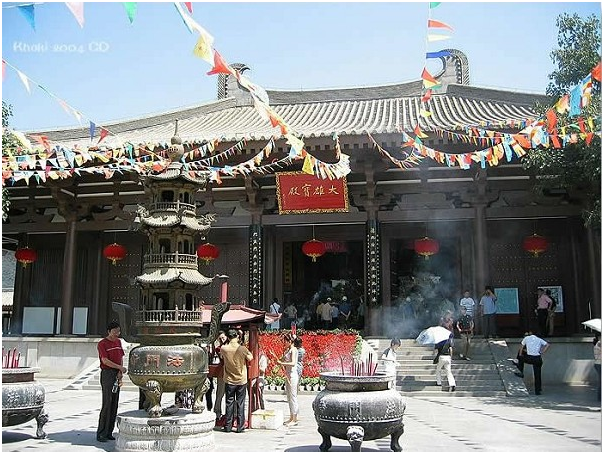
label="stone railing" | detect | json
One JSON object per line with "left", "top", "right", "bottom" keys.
{"left": 143, "top": 253, "right": 198, "bottom": 268}
{"left": 136, "top": 309, "right": 203, "bottom": 323}
{"left": 148, "top": 201, "right": 196, "bottom": 214}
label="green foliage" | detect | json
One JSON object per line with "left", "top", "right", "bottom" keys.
{"left": 522, "top": 13, "right": 602, "bottom": 228}
{"left": 547, "top": 13, "right": 602, "bottom": 98}
{"left": 2, "top": 101, "right": 19, "bottom": 221}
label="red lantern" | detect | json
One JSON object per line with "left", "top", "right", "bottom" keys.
{"left": 414, "top": 236, "right": 440, "bottom": 260}
{"left": 522, "top": 234, "right": 548, "bottom": 257}
{"left": 197, "top": 242, "right": 220, "bottom": 265}
{"left": 302, "top": 239, "right": 326, "bottom": 262}
{"left": 103, "top": 243, "right": 127, "bottom": 265}
{"left": 14, "top": 247, "right": 37, "bottom": 268}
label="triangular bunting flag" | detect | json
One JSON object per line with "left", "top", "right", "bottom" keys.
{"left": 421, "top": 89, "right": 433, "bottom": 102}
{"left": 184, "top": 2, "right": 193, "bottom": 13}
{"left": 425, "top": 50, "right": 452, "bottom": 59}
{"left": 591, "top": 61, "right": 602, "bottom": 82}
{"left": 429, "top": 2, "right": 441, "bottom": 8}
{"left": 427, "top": 19, "right": 453, "bottom": 31}
{"left": 174, "top": 2, "right": 193, "bottom": 33}
{"left": 546, "top": 109, "right": 557, "bottom": 133}
{"left": 427, "top": 34, "right": 451, "bottom": 42}
{"left": 421, "top": 68, "right": 439, "bottom": 89}
{"left": 207, "top": 50, "right": 233, "bottom": 76}
{"left": 18, "top": 5, "right": 36, "bottom": 31}
{"left": 555, "top": 94, "right": 570, "bottom": 114}
{"left": 414, "top": 124, "right": 428, "bottom": 139}
{"left": 98, "top": 128, "right": 109, "bottom": 144}
{"left": 193, "top": 33, "right": 214, "bottom": 64}
{"left": 17, "top": 70, "right": 31, "bottom": 93}
{"left": 302, "top": 153, "right": 314, "bottom": 175}
{"left": 65, "top": 2, "right": 85, "bottom": 28}
{"left": 123, "top": 2, "right": 137, "bottom": 24}
{"left": 89, "top": 122, "right": 96, "bottom": 140}
{"left": 419, "top": 109, "right": 432, "bottom": 118}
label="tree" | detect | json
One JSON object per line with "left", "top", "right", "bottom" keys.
{"left": 2, "top": 102, "right": 20, "bottom": 221}
{"left": 522, "top": 13, "right": 601, "bottom": 228}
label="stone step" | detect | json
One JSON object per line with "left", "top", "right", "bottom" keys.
{"left": 397, "top": 389, "right": 508, "bottom": 398}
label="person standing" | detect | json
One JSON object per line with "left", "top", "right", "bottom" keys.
{"left": 459, "top": 290, "right": 476, "bottom": 317}
{"left": 268, "top": 298, "right": 281, "bottom": 330}
{"left": 546, "top": 289, "right": 557, "bottom": 336}
{"left": 514, "top": 331, "right": 549, "bottom": 395}
{"left": 339, "top": 296, "right": 352, "bottom": 329}
{"left": 434, "top": 332, "right": 456, "bottom": 392}
{"left": 256, "top": 349, "right": 268, "bottom": 410}
{"left": 330, "top": 301, "right": 339, "bottom": 330}
{"left": 213, "top": 330, "right": 228, "bottom": 421}
{"left": 456, "top": 305, "right": 474, "bottom": 360}
{"left": 381, "top": 338, "right": 401, "bottom": 389}
{"left": 96, "top": 321, "right": 126, "bottom": 443}
{"left": 220, "top": 329, "right": 253, "bottom": 433}
{"left": 320, "top": 298, "right": 333, "bottom": 330}
{"left": 479, "top": 286, "right": 498, "bottom": 338}
{"left": 283, "top": 302, "right": 297, "bottom": 330}
{"left": 294, "top": 336, "right": 306, "bottom": 383}
{"left": 593, "top": 334, "right": 601, "bottom": 401}
{"left": 535, "top": 288, "right": 553, "bottom": 337}
{"left": 277, "top": 333, "right": 299, "bottom": 426}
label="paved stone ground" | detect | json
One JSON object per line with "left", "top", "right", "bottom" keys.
{"left": 2, "top": 378, "right": 601, "bottom": 452}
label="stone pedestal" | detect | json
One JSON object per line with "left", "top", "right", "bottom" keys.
{"left": 116, "top": 408, "right": 215, "bottom": 452}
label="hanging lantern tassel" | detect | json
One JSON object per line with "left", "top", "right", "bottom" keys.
{"left": 302, "top": 239, "right": 326, "bottom": 262}
{"left": 197, "top": 242, "right": 220, "bottom": 265}
{"left": 103, "top": 243, "right": 127, "bottom": 265}
{"left": 414, "top": 236, "right": 440, "bottom": 260}
{"left": 15, "top": 247, "right": 38, "bottom": 268}
{"left": 522, "top": 234, "right": 548, "bottom": 257}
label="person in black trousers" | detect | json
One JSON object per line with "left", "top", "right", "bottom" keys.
{"left": 96, "top": 321, "right": 126, "bottom": 442}
{"left": 514, "top": 331, "right": 549, "bottom": 395}
{"left": 220, "top": 330, "right": 252, "bottom": 432}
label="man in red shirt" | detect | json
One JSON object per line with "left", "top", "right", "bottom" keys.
{"left": 96, "top": 321, "right": 126, "bottom": 443}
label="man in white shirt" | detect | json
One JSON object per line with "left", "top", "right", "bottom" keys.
{"left": 514, "top": 332, "right": 549, "bottom": 395}
{"left": 459, "top": 290, "right": 475, "bottom": 317}
{"left": 267, "top": 298, "right": 281, "bottom": 331}
{"left": 320, "top": 298, "right": 333, "bottom": 330}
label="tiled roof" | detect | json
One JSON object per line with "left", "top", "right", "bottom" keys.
{"left": 135, "top": 269, "right": 214, "bottom": 286}
{"left": 146, "top": 162, "right": 208, "bottom": 184}
{"left": 30, "top": 83, "right": 549, "bottom": 147}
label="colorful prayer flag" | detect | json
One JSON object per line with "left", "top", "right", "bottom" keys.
{"left": 427, "top": 19, "right": 453, "bottom": 31}
{"left": 427, "top": 34, "right": 451, "bottom": 42}
{"left": 17, "top": 4, "right": 36, "bottom": 31}
{"left": 16, "top": 70, "right": 31, "bottom": 93}
{"left": 591, "top": 61, "right": 602, "bottom": 82}
{"left": 193, "top": 33, "right": 214, "bottom": 63}
{"left": 429, "top": 2, "right": 441, "bottom": 8}
{"left": 425, "top": 50, "right": 452, "bottom": 59}
{"left": 184, "top": 2, "right": 193, "bottom": 13}
{"left": 65, "top": 2, "right": 85, "bottom": 28}
{"left": 207, "top": 50, "right": 233, "bottom": 76}
{"left": 123, "top": 2, "right": 138, "bottom": 24}
{"left": 421, "top": 68, "right": 439, "bottom": 89}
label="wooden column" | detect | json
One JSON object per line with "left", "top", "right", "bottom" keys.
{"left": 60, "top": 215, "right": 77, "bottom": 335}
{"left": 249, "top": 223, "right": 263, "bottom": 309}
{"left": 474, "top": 202, "right": 488, "bottom": 291}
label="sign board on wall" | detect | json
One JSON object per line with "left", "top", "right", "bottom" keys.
{"left": 538, "top": 285, "right": 564, "bottom": 313}
{"left": 494, "top": 288, "right": 520, "bottom": 314}
{"left": 276, "top": 172, "right": 349, "bottom": 214}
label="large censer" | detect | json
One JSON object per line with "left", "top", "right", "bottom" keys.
{"left": 312, "top": 372, "right": 405, "bottom": 452}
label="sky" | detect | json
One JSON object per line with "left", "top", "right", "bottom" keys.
{"left": 1, "top": 1, "right": 602, "bottom": 132}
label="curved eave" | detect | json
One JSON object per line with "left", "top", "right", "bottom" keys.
{"left": 137, "top": 214, "right": 212, "bottom": 232}
{"left": 136, "top": 269, "right": 213, "bottom": 286}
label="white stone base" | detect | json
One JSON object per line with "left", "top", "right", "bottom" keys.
{"left": 116, "top": 408, "right": 215, "bottom": 451}
{"left": 251, "top": 409, "right": 283, "bottom": 430}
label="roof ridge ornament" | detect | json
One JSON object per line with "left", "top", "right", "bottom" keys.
{"left": 167, "top": 119, "right": 185, "bottom": 161}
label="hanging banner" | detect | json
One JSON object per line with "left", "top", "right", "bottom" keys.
{"left": 275, "top": 171, "right": 349, "bottom": 214}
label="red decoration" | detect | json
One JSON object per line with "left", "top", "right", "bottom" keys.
{"left": 103, "top": 243, "right": 127, "bottom": 265}
{"left": 522, "top": 234, "right": 548, "bottom": 257}
{"left": 14, "top": 247, "right": 37, "bottom": 268}
{"left": 197, "top": 242, "right": 220, "bottom": 265}
{"left": 302, "top": 239, "right": 326, "bottom": 262}
{"left": 414, "top": 236, "right": 440, "bottom": 260}
{"left": 275, "top": 172, "right": 349, "bottom": 214}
